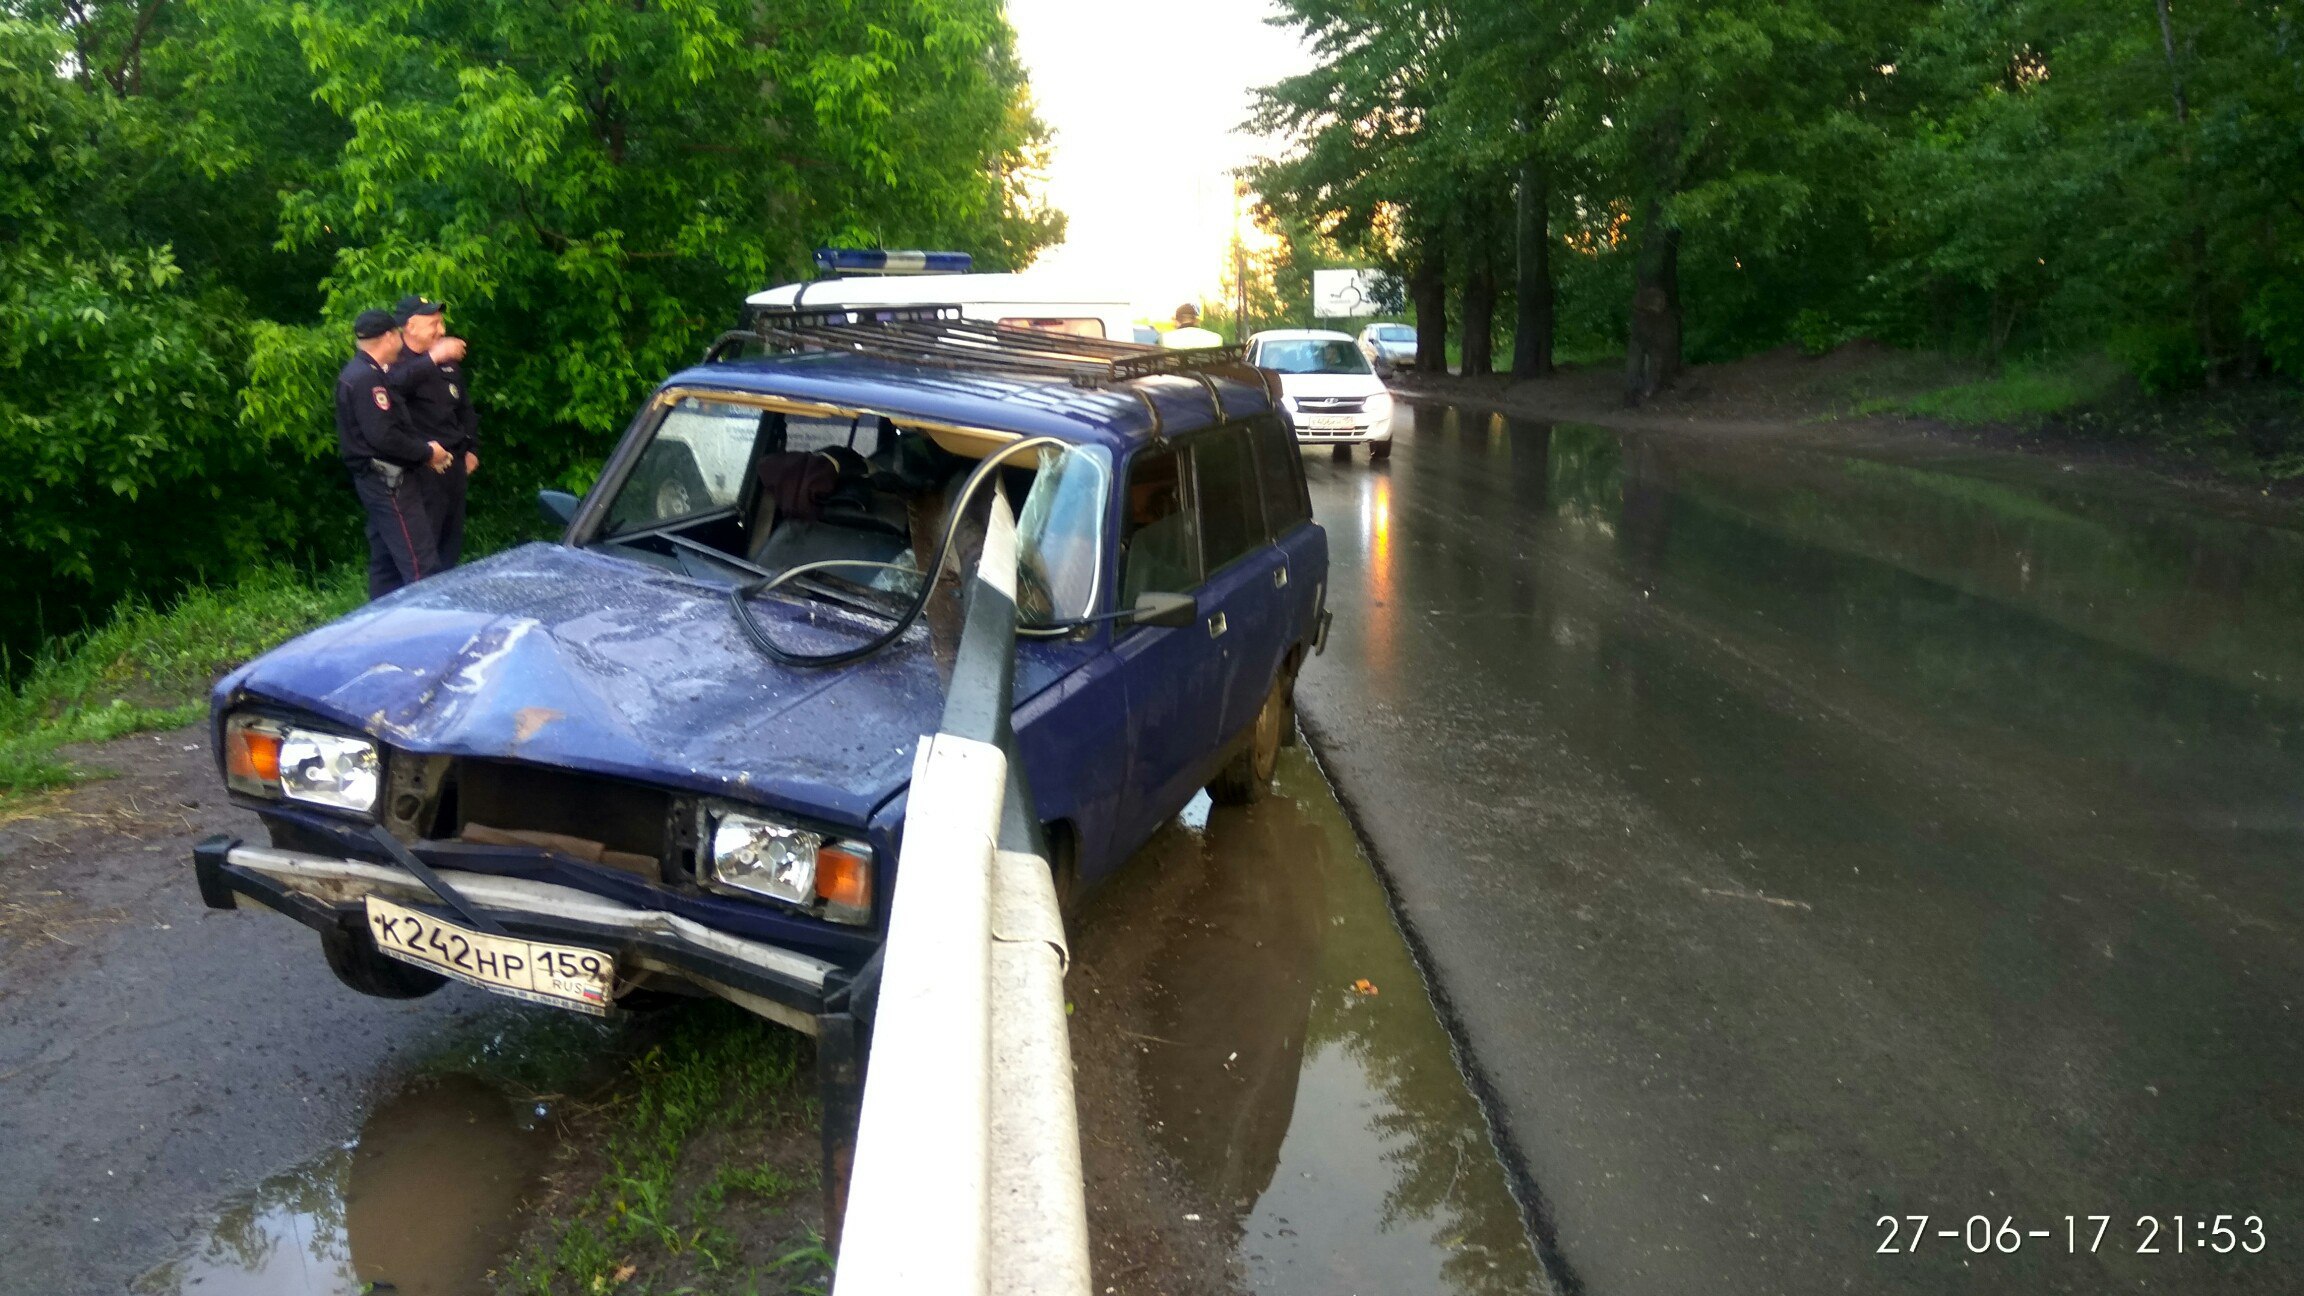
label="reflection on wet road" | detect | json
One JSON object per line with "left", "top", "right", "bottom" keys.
{"left": 1295, "top": 404, "right": 2304, "bottom": 1294}
{"left": 136, "top": 1074, "right": 549, "bottom": 1296}
{"left": 1081, "top": 752, "right": 1547, "bottom": 1293}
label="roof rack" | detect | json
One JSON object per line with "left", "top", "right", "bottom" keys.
{"left": 703, "top": 304, "right": 1250, "bottom": 389}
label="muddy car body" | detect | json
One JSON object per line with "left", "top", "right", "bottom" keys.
{"left": 193, "top": 313, "right": 1328, "bottom": 1032}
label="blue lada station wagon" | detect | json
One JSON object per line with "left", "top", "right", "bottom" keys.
{"left": 191, "top": 305, "right": 1329, "bottom": 1035}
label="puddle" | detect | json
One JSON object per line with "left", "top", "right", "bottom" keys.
{"left": 136, "top": 1073, "right": 552, "bottom": 1295}
{"left": 1120, "top": 749, "right": 1551, "bottom": 1294}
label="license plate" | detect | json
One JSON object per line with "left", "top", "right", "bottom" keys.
{"left": 1301, "top": 414, "right": 1356, "bottom": 431}
{"left": 365, "top": 896, "right": 615, "bottom": 1016}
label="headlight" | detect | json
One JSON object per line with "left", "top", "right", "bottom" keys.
{"left": 279, "top": 730, "right": 381, "bottom": 812}
{"left": 224, "top": 713, "right": 380, "bottom": 814}
{"left": 1365, "top": 390, "right": 1394, "bottom": 434}
{"left": 705, "top": 806, "right": 875, "bottom": 924}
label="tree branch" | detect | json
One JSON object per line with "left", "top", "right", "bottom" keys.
{"left": 110, "top": 0, "right": 169, "bottom": 97}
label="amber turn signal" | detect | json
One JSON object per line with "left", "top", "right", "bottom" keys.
{"left": 815, "top": 843, "right": 873, "bottom": 919}
{"left": 224, "top": 721, "right": 283, "bottom": 793}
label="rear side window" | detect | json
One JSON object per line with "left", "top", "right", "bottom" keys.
{"left": 1191, "top": 427, "right": 1267, "bottom": 573}
{"left": 1249, "top": 418, "right": 1311, "bottom": 533}
{"left": 1121, "top": 444, "right": 1200, "bottom": 604}
{"left": 999, "top": 317, "right": 1107, "bottom": 338}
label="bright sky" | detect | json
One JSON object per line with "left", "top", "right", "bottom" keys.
{"left": 1004, "top": 0, "right": 1313, "bottom": 319}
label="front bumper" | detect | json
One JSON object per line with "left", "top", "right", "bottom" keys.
{"left": 1292, "top": 421, "right": 1392, "bottom": 445}
{"left": 193, "top": 835, "right": 843, "bottom": 1033}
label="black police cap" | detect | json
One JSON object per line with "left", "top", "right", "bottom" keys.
{"left": 393, "top": 295, "right": 443, "bottom": 325}
{"left": 352, "top": 309, "right": 400, "bottom": 340}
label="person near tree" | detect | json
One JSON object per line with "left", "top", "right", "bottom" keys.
{"left": 386, "top": 295, "right": 481, "bottom": 568}
{"left": 335, "top": 309, "right": 450, "bottom": 599}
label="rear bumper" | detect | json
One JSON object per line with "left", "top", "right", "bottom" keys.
{"left": 193, "top": 835, "right": 842, "bottom": 1032}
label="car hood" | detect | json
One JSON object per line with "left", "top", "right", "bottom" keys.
{"left": 217, "top": 543, "right": 998, "bottom": 825}
{"left": 1278, "top": 372, "right": 1387, "bottom": 399}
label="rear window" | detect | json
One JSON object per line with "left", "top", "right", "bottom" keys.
{"left": 999, "top": 317, "right": 1107, "bottom": 338}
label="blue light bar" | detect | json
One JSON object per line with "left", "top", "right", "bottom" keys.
{"left": 813, "top": 248, "right": 973, "bottom": 277}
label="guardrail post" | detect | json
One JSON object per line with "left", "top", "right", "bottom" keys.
{"left": 831, "top": 486, "right": 1089, "bottom": 1295}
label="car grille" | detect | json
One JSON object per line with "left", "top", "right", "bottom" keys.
{"left": 438, "top": 758, "right": 691, "bottom": 883}
{"left": 1294, "top": 396, "right": 1367, "bottom": 415}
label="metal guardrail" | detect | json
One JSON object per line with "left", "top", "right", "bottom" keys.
{"left": 830, "top": 492, "right": 1091, "bottom": 1294}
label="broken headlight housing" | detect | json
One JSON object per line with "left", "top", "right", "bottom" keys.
{"left": 223, "top": 713, "right": 381, "bottom": 815}
{"left": 702, "top": 804, "right": 874, "bottom": 925}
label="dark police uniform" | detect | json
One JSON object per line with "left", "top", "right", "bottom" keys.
{"left": 335, "top": 330, "right": 438, "bottom": 599}
{"left": 387, "top": 347, "right": 479, "bottom": 568}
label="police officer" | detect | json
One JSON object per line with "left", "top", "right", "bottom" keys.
{"left": 337, "top": 309, "right": 449, "bottom": 599}
{"left": 387, "top": 295, "right": 480, "bottom": 567}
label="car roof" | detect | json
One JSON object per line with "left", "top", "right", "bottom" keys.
{"left": 652, "top": 348, "right": 1275, "bottom": 452}
{"left": 1249, "top": 329, "right": 1356, "bottom": 343}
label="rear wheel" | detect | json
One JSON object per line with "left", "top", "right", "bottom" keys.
{"left": 320, "top": 920, "right": 447, "bottom": 999}
{"left": 1208, "top": 673, "right": 1290, "bottom": 805}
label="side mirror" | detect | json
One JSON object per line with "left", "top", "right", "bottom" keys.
{"left": 536, "top": 489, "right": 580, "bottom": 529}
{"left": 1126, "top": 591, "right": 1197, "bottom": 629}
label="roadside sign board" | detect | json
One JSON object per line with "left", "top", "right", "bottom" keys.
{"left": 1313, "top": 269, "right": 1397, "bottom": 319}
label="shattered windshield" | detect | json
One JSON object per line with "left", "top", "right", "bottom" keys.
{"left": 589, "top": 395, "right": 1107, "bottom": 624}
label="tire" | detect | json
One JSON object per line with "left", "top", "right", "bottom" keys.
{"left": 1330, "top": 443, "right": 1352, "bottom": 461}
{"left": 1369, "top": 441, "right": 1393, "bottom": 462}
{"left": 1208, "top": 672, "right": 1290, "bottom": 806}
{"left": 646, "top": 447, "right": 710, "bottom": 519}
{"left": 320, "top": 920, "right": 448, "bottom": 999}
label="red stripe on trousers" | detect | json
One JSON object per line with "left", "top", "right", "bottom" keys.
{"left": 389, "top": 493, "right": 424, "bottom": 580}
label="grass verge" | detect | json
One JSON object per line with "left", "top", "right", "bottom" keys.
{"left": 0, "top": 565, "right": 359, "bottom": 799}
{"left": 1853, "top": 354, "right": 2125, "bottom": 424}
{"left": 500, "top": 1001, "right": 832, "bottom": 1296}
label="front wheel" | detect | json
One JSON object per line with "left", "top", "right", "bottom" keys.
{"left": 1330, "top": 444, "right": 1352, "bottom": 461}
{"left": 1369, "top": 441, "right": 1393, "bottom": 462}
{"left": 1208, "top": 673, "right": 1290, "bottom": 805}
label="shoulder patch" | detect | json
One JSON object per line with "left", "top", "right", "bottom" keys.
{"left": 448, "top": 383, "right": 461, "bottom": 399}
{"left": 372, "top": 387, "right": 392, "bottom": 410}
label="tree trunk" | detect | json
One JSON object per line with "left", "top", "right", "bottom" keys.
{"left": 1512, "top": 152, "right": 1555, "bottom": 378}
{"left": 1624, "top": 200, "right": 1681, "bottom": 404}
{"left": 1462, "top": 222, "right": 1498, "bottom": 378}
{"left": 2156, "top": 0, "right": 2222, "bottom": 380}
{"left": 1411, "top": 243, "right": 1449, "bottom": 373}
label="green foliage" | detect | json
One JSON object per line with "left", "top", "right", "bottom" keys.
{"left": 504, "top": 1004, "right": 826, "bottom": 1296}
{"left": 1865, "top": 356, "right": 2124, "bottom": 425}
{"left": 3, "top": 0, "right": 1058, "bottom": 670}
{"left": 0, "top": 565, "right": 361, "bottom": 796}
{"left": 1250, "top": 0, "right": 2304, "bottom": 401}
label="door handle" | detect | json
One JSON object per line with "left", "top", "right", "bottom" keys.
{"left": 1207, "top": 611, "right": 1228, "bottom": 639}
{"left": 1273, "top": 566, "right": 1289, "bottom": 590}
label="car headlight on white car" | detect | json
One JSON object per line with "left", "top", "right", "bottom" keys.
{"left": 1365, "top": 390, "right": 1395, "bottom": 436}
{"left": 223, "top": 713, "right": 381, "bottom": 814}
{"left": 703, "top": 804, "right": 874, "bottom": 924}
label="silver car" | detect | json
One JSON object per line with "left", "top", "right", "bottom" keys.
{"left": 1356, "top": 322, "right": 1417, "bottom": 374}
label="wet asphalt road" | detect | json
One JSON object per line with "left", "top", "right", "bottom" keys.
{"left": 0, "top": 732, "right": 514, "bottom": 1296}
{"left": 1293, "top": 403, "right": 2304, "bottom": 1295}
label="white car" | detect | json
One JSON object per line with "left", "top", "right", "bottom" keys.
{"left": 1247, "top": 329, "right": 1395, "bottom": 461}
{"left": 1356, "top": 321, "right": 1417, "bottom": 374}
